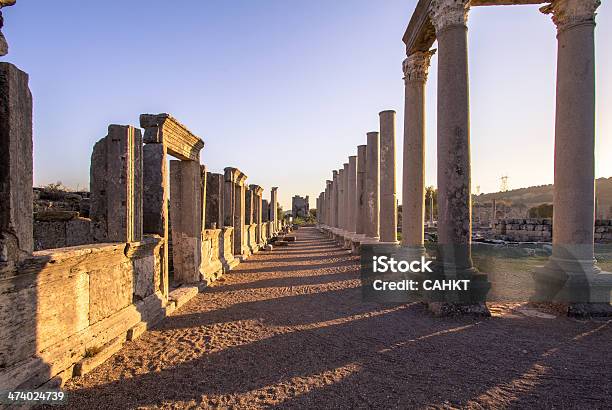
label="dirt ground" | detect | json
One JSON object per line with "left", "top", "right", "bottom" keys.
{"left": 61, "top": 227, "right": 612, "bottom": 409}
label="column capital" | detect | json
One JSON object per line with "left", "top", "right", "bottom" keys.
{"left": 541, "top": 0, "right": 600, "bottom": 32}
{"left": 403, "top": 50, "right": 436, "bottom": 83}
{"left": 428, "top": 0, "right": 470, "bottom": 33}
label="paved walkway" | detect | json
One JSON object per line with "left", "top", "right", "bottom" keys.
{"left": 64, "top": 227, "right": 612, "bottom": 409}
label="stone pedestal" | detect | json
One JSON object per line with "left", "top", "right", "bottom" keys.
{"left": 91, "top": 125, "right": 143, "bottom": 244}
{"left": 365, "top": 132, "right": 380, "bottom": 240}
{"left": 379, "top": 110, "right": 397, "bottom": 243}
{"left": 401, "top": 51, "right": 435, "bottom": 256}
{"left": 170, "top": 160, "right": 202, "bottom": 284}
{"left": 0, "top": 63, "right": 32, "bottom": 272}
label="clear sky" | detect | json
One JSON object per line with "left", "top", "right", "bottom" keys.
{"left": 3, "top": 1, "right": 611, "bottom": 210}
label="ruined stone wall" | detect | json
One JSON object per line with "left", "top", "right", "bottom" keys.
{"left": 0, "top": 235, "right": 167, "bottom": 390}
{"left": 292, "top": 195, "right": 310, "bottom": 218}
{"left": 494, "top": 218, "right": 612, "bottom": 243}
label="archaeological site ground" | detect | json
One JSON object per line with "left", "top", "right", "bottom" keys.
{"left": 1, "top": 0, "right": 612, "bottom": 409}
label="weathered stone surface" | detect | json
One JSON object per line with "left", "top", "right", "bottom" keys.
{"left": 89, "top": 261, "right": 133, "bottom": 324}
{"left": 206, "top": 173, "right": 224, "bottom": 229}
{"left": 379, "top": 110, "right": 397, "bottom": 243}
{"left": 140, "top": 113, "right": 204, "bottom": 161}
{"left": 365, "top": 132, "right": 380, "bottom": 239}
{"left": 0, "top": 63, "right": 33, "bottom": 270}
{"left": 200, "top": 228, "right": 223, "bottom": 282}
{"left": 143, "top": 143, "right": 167, "bottom": 236}
{"left": 90, "top": 125, "right": 143, "bottom": 243}
{"left": 170, "top": 160, "right": 202, "bottom": 284}
{"left": 34, "top": 210, "right": 78, "bottom": 222}
{"left": 292, "top": 195, "right": 310, "bottom": 218}
{"left": 224, "top": 168, "right": 248, "bottom": 257}
{"left": 168, "top": 285, "right": 199, "bottom": 310}
{"left": 219, "top": 227, "right": 238, "bottom": 272}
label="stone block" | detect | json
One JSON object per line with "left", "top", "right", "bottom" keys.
{"left": 142, "top": 143, "right": 167, "bottom": 236}
{"left": 89, "top": 262, "right": 133, "bottom": 324}
{"left": 170, "top": 160, "right": 202, "bottom": 284}
{"left": 0, "top": 63, "right": 33, "bottom": 268}
{"left": 66, "top": 218, "right": 92, "bottom": 247}
{"left": 90, "top": 125, "right": 143, "bottom": 243}
{"left": 140, "top": 113, "right": 204, "bottom": 161}
{"left": 168, "top": 285, "right": 199, "bottom": 310}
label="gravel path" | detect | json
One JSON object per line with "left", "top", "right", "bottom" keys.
{"left": 63, "top": 227, "right": 612, "bottom": 409}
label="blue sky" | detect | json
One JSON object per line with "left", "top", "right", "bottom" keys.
{"left": 4, "top": 1, "right": 611, "bottom": 209}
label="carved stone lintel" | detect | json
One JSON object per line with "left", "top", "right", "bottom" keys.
{"left": 403, "top": 50, "right": 436, "bottom": 83}
{"left": 540, "top": 0, "right": 601, "bottom": 32}
{"left": 429, "top": 0, "right": 470, "bottom": 33}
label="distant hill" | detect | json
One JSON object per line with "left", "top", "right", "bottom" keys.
{"left": 474, "top": 177, "right": 612, "bottom": 218}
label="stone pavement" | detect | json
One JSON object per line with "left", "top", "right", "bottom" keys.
{"left": 62, "top": 227, "right": 612, "bottom": 409}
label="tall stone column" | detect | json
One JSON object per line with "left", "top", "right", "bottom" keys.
{"left": 250, "top": 185, "right": 264, "bottom": 245}
{"left": 365, "top": 132, "right": 380, "bottom": 240}
{"left": 326, "top": 180, "right": 332, "bottom": 226}
{"left": 402, "top": 51, "right": 435, "bottom": 252}
{"left": 205, "top": 172, "right": 224, "bottom": 229}
{"left": 348, "top": 156, "right": 357, "bottom": 233}
{"left": 169, "top": 159, "right": 202, "bottom": 284}
{"left": 338, "top": 168, "right": 345, "bottom": 231}
{"left": 343, "top": 163, "right": 350, "bottom": 231}
{"left": 0, "top": 63, "right": 33, "bottom": 272}
{"left": 379, "top": 110, "right": 397, "bottom": 243}
{"left": 270, "top": 187, "right": 278, "bottom": 233}
{"left": 430, "top": 0, "right": 473, "bottom": 273}
{"left": 91, "top": 125, "right": 143, "bottom": 244}
{"left": 537, "top": 0, "right": 611, "bottom": 307}
{"left": 332, "top": 171, "right": 339, "bottom": 228}
{"left": 356, "top": 145, "right": 367, "bottom": 235}
{"left": 429, "top": 0, "right": 489, "bottom": 309}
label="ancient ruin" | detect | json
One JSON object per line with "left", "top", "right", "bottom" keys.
{"left": 1, "top": 0, "right": 611, "bottom": 406}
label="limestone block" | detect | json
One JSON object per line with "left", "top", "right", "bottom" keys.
{"left": 90, "top": 125, "right": 143, "bottom": 243}
{"left": 73, "top": 333, "right": 127, "bottom": 377}
{"left": 205, "top": 172, "right": 224, "bottom": 229}
{"left": 168, "top": 285, "right": 199, "bottom": 310}
{"left": 200, "top": 228, "right": 223, "bottom": 281}
{"left": 89, "top": 262, "right": 133, "bottom": 324}
{"left": 143, "top": 143, "right": 167, "bottom": 236}
{"left": 0, "top": 63, "right": 33, "bottom": 267}
{"left": 140, "top": 113, "right": 204, "bottom": 161}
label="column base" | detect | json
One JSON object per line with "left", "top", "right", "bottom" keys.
{"left": 428, "top": 262, "right": 491, "bottom": 306}
{"left": 533, "top": 255, "right": 612, "bottom": 304}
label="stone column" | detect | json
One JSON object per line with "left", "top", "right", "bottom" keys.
{"left": 262, "top": 199, "right": 269, "bottom": 222}
{"left": 0, "top": 63, "right": 33, "bottom": 271}
{"left": 205, "top": 172, "right": 224, "bottom": 229}
{"left": 365, "top": 132, "right": 380, "bottom": 240}
{"left": 325, "top": 180, "right": 332, "bottom": 226}
{"left": 402, "top": 51, "right": 435, "bottom": 252}
{"left": 270, "top": 187, "right": 278, "bottom": 233}
{"left": 245, "top": 188, "right": 254, "bottom": 226}
{"left": 169, "top": 159, "right": 202, "bottom": 284}
{"left": 379, "top": 110, "right": 397, "bottom": 243}
{"left": 338, "top": 168, "right": 345, "bottom": 231}
{"left": 342, "top": 163, "right": 349, "bottom": 231}
{"left": 224, "top": 168, "right": 247, "bottom": 257}
{"left": 356, "top": 145, "right": 367, "bottom": 235}
{"left": 537, "top": 0, "right": 611, "bottom": 306}
{"left": 332, "top": 171, "right": 339, "bottom": 228}
{"left": 250, "top": 185, "right": 263, "bottom": 245}
{"left": 348, "top": 156, "right": 357, "bottom": 233}
{"left": 430, "top": 0, "right": 474, "bottom": 273}
{"left": 91, "top": 125, "right": 143, "bottom": 243}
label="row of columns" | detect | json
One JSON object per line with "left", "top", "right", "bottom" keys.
{"left": 317, "top": 0, "right": 609, "bottom": 309}
{"left": 318, "top": 111, "right": 398, "bottom": 245}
